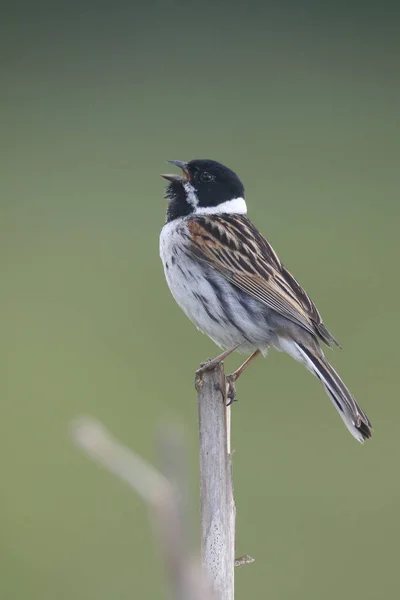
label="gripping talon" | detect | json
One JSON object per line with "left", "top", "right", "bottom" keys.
{"left": 226, "top": 375, "right": 238, "bottom": 406}
{"left": 196, "top": 345, "right": 239, "bottom": 376}
{"left": 196, "top": 358, "right": 214, "bottom": 374}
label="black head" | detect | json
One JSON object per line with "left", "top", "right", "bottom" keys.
{"left": 162, "top": 159, "right": 245, "bottom": 222}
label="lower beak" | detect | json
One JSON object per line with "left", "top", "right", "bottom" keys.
{"left": 161, "top": 172, "right": 184, "bottom": 182}
{"left": 161, "top": 160, "right": 189, "bottom": 182}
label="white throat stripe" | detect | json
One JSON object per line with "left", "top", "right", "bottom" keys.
{"left": 183, "top": 182, "right": 199, "bottom": 208}
{"left": 195, "top": 197, "right": 247, "bottom": 215}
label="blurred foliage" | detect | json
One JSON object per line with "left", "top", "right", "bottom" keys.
{"left": 1, "top": 1, "right": 400, "bottom": 598}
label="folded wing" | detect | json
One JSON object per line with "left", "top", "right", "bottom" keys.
{"left": 187, "top": 214, "right": 340, "bottom": 348}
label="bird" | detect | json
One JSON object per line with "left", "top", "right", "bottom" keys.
{"left": 159, "top": 158, "right": 372, "bottom": 442}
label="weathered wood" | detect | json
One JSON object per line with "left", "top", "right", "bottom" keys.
{"left": 196, "top": 363, "right": 236, "bottom": 600}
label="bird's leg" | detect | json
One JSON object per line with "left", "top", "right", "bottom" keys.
{"left": 196, "top": 345, "right": 239, "bottom": 375}
{"left": 226, "top": 349, "right": 261, "bottom": 406}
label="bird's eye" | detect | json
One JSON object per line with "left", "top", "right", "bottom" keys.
{"left": 200, "top": 171, "right": 214, "bottom": 183}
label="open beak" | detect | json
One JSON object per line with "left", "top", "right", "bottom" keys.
{"left": 161, "top": 160, "right": 189, "bottom": 182}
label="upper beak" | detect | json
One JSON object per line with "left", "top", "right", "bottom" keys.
{"left": 161, "top": 160, "right": 189, "bottom": 182}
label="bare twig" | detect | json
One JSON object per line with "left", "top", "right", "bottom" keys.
{"left": 195, "top": 363, "right": 236, "bottom": 600}
{"left": 234, "top": 555, "right": 255, "bottom": 568}
{"left": 72, "top": 417, "right": 213, "bottom": 600}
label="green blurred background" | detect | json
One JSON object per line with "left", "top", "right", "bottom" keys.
{"left": 2, "top": 1, "right": 400, "bottom": 598}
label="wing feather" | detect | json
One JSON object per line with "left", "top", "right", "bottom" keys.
{"left": 187, "top": 214, "right": 340, "bottom": 347}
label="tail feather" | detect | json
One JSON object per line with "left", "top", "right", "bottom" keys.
{"left": 293, "top": 342, "right": 372, "bottom": 443}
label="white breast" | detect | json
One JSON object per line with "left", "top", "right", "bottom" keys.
{"left": 159, "top": 217, "right": 272, "bottom": 353}
{"left": 160, "top": 218, "right": 212, "bottom": 334}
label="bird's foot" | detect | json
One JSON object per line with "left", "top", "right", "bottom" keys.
{"left": 196, "top": 346, "right": 238, "bottom": 375}
{"left": 225, "top": 374, "right": 238, "bottom": 406}
{"left": 196, "top": 357, "right": 222, "bottom": 375}
{"left": 211, "top": 376, "right": 238, "bottom": 406}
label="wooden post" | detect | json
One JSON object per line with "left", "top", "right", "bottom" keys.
{"left": 195, "top": 363, "right": 236, "bottom": 600}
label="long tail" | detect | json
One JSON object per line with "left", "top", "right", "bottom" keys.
{"left": 281, "top": 339, "right": 372, "bottom": 442}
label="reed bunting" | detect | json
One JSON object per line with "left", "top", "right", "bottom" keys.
{"left": 159, "top": 159, "right": 372, "bottom": 442}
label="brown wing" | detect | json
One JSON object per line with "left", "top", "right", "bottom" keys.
{"left": 187, "top": 214, "right": 340, "bottom": 347}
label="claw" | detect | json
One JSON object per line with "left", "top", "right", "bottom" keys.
{"left": 226, "top": 375, "right": 238, "bottom": 406}
{"left": 196, "top": 357, "right": 220, "bottom": 375}
{"left": 196, "top": 346, "right": 239, "bottom": 376}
